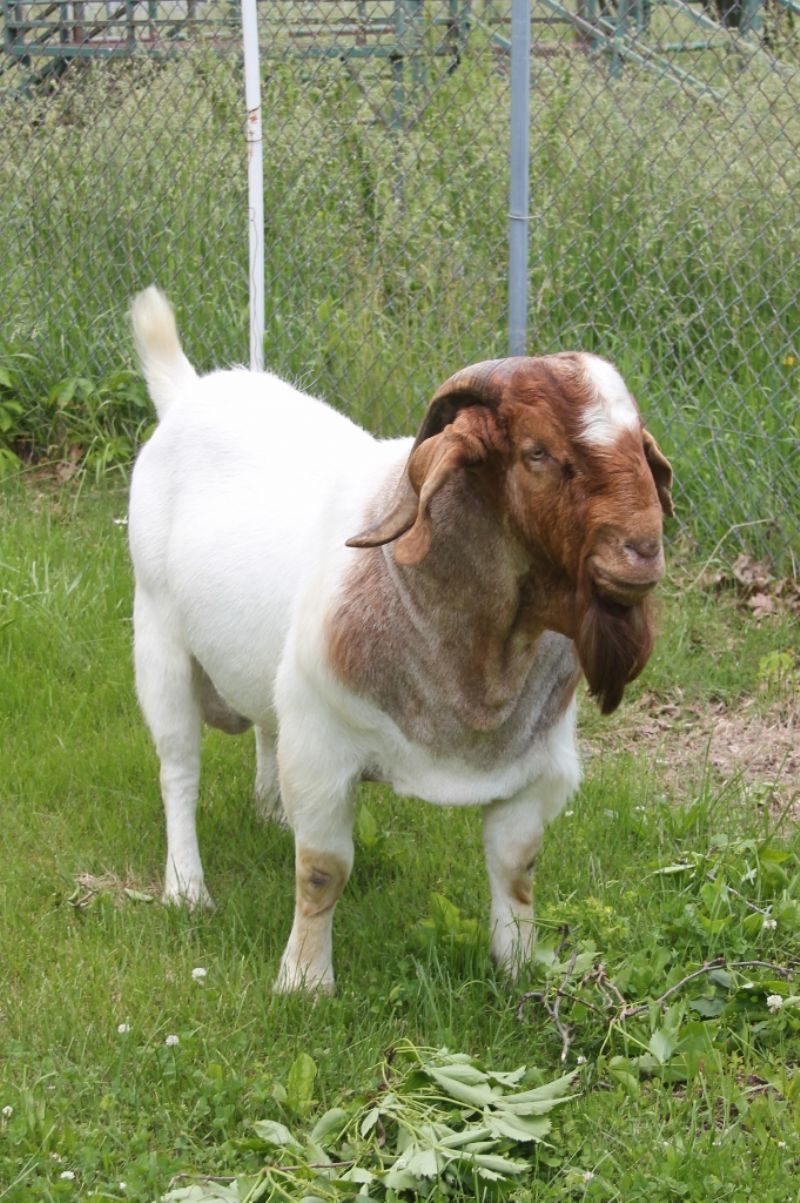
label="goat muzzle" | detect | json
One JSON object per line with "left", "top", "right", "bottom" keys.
{"left": 587, "top": 538, "right": 664, "bottom": 607}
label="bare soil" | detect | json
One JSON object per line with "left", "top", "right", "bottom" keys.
{"left": 585, "top": 689, "right": 799, "bottom": 819}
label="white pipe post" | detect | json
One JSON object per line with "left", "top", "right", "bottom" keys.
{"left": 508, "top": 0, "right": 531, "bottom": 357}
{"left": 242, "top": 0, "right": 265, "bottom": 372}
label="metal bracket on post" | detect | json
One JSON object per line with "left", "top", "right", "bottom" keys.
{"left": 242, "top": 0, "right": 265, "bottom": 373}
{"left": 508, "top": 0, "right": 531, "bottom": 358}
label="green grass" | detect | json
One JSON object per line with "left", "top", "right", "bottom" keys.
{"left": 1, "top": 476, "right": 798, "bottom": 1202}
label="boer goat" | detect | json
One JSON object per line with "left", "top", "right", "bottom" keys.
{"left": 129, "top": 287, "right": 673, "bottom": 992}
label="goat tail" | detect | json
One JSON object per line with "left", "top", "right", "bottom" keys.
{"left": 131, "top": 285, "right": 198, "bottom": 420}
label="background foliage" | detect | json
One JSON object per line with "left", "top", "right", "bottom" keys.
{"left": 1, "top": 1, "right": 799, "bottom": 561}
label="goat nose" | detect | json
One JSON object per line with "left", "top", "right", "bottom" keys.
{"left": 625, "top": 537, "right": 661, "bottom": 561}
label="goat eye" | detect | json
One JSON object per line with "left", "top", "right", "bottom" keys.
{"left": 525, "top": 444, "right": 547, "bottom": 464}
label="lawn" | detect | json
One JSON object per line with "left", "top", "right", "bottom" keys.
{"left": 0, "top": 473, "right": 797, "bottom": 1202}
{"left": 1, "top": 6, "right": 799, "bottom": 1197}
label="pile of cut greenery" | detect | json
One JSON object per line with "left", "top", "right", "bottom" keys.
{"left": 162, "top": 1044, "right": 577, "bottom": 1201}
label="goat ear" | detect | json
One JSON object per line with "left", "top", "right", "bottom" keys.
{"left": 345, "top": 476, "right": 419, "bottom": 553}
{"left": 643, "top": 429, "right": 674, "bottom": 517}
{"left": 346, "top": 417, "right": 492, "bottom": 566}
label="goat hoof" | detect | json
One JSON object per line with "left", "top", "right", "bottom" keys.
{"left": 162, "top": 880, "right": 215, "bottom": 911}
{"left": 253, "top": 789, "right": 290, "bottom": 829}
{"left": 490, "top": 943, "right": 533, "bottom": 982}
{"left": 273, "top": 962, "right": 335, "bottom": 996}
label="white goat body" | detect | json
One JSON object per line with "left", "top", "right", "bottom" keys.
{"left": 129, "top": 287, "right": 670, "bottom": 991}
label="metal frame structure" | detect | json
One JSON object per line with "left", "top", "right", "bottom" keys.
{"left": 4, "top": 0, "right": 793, "bottom": 86}
{"left": 3, "top": 0, "right": 798, "bottom": 360}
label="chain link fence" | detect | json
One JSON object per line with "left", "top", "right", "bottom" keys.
{"left": 1, "top": 0, "right": 798, "bottom": 562}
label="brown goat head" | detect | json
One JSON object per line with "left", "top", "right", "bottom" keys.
{"left": 347, "top": 353, "right": 673, "bottom": 713}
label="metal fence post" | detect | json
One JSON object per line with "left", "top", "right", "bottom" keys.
{"left": 508, "top": 0, "right": 530, "bottom": 357}
{"left": 242, "top": 0, "right": 264, "bottom": 373}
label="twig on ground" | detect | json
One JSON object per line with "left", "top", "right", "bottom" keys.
{"left": 719, "top": 880, "right": 772, "bottom": 916}
{"left": 728, "top": 959, "right": 796, "bottom": 977}
{"left": 553, "top": 948, "right": 579, "bottom": 1061}
{"left": 620, "top": 957, "right": 728, "bottom": 1018}
{"left": 517, "top": 947, "right": 579, "bottom": 1060}
{"left": 584, "top": 962, "right": 628, "bottom": 1013}
{"left": 555, "top": 924, "right": 571, "bottom": 959}
{"left": 517, "top": 948, "right": 796, "bottom": 1036}
{"left": 616, "top": 957, "right": 794, "bottom": 1019}
{"left": 516, "top": 989, "right": 547, "bottom": 1023}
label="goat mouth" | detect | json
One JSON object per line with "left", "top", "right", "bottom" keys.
{"left": 589, "top": 564, "right": 659, "bottom": 606}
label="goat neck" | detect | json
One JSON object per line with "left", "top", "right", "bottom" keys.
{"left": 328, "top": 463, "right": 579, "bottom": 744}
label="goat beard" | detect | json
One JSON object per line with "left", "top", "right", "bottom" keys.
{"left": 575, "top": 580, "right": 654, "bottom": 716}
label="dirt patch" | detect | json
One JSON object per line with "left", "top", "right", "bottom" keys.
{"left": 585, "top": 690, "right": 799, "bottom": 819}
{"left": 693, "top": 706, "right": 798, "bottom": 795}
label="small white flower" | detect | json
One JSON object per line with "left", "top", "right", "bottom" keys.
{"left": 117, "top": 1022, "right": 131, "bottom": 1034}
{"left": 50, "top": 1152, "right": 63, "bottom": 1162}
{"left": 59, "top": 1170, "right": 76, "bottom": 1180}
{"left": 762, "top": 917, "right": 778, "bottom": 931}
{"left": 165, "top": 1033, "right": 180, "bottom": 1047}
{"left": 191, "top": 967, "right": 207, "bottom": 982}
{"left": 777, "top": 1141, "right": 787, "bottom": 1149}
{"left": 767, "top": 994, "right": 783, "bottom": 1013}
{"left": 119, "top": 1184, "right": 127, "bottom": 1192}
{"left": 565, "top": 810, "right": 575, "bottom": 818}
{"left": 582, "top": 1170, "right": 595, "bottom": 1182}
{"left": 741, "top": 866, "right": 758, "bottom": 884}
{"left": 1, "top": 1105, "right": 12, "bottom": 1119}
{"left": 112, "top": 516, "right": 128, "bottom": 526}
{"left": 576, "top": 1055, "right": 587, "bottom": 1065}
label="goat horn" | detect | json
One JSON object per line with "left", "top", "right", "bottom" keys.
{"left": 346, "top": 359, "right": 522, "bottom": 554}
{"left": 412, "top": 357, "right": 525, "bottom": 447}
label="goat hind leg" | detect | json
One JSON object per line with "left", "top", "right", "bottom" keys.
{"left": 134, "top": 589, "right": 212, "bottom": 909}
{"left": 254, "top": 723, "right": 287, "bottom": 827}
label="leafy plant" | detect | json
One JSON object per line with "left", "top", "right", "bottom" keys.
{"left": 268, "top": 1052, "right": 319, "bottom": 1119}
{"left": 519, "top": 831, "right": 799, "bottom": 1075}
{"left": 413, "top": 893, "right": 481, "bottom": 952}
{"left": 0, "top": 365, "right": 24, "bottom": 472}
{"left": 757, "top": 649, "right": 799, "bottom": 700}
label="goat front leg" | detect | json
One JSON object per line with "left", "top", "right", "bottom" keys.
{"left": 273, "top": 705, "right": 357, "bottom": 993}
{"left": 483, "top": 736, "right": 577, "bottom": 972}
{"left": 134, "top": 590, "right": 212, "bottom": 910}
{"left": 275, "top": 834, "right": 353, "bottom": 995}
{"left": 483, "top": 771, "right": 576, "bottom": 975}
{"left": 482, "top": 793, "right": 544, "bottom": 976}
